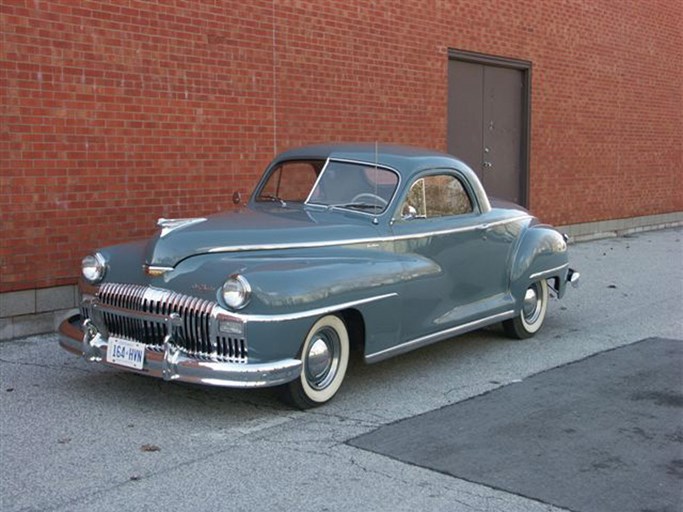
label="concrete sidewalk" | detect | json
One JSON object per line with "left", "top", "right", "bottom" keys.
{"left": 1, "top": 227, "right": 682, "bottom": 512}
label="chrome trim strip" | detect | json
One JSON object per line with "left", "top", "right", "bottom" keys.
{"left": 529, "top": 263, "right": 569, "bottom": 280}
{"left": 208, "top": 237, "right": 386, "bottom": 253}
{"left": 229, "top": 293, "right": 399, "bottom": 322}
{"left": 365, "top": 310, "right": 515, "bottom": 364}
{"left": 304, "top": 157, "right": 331, "bottom": 204}
{"left": 207, "top": 215, "right": 531, "bottom": 254}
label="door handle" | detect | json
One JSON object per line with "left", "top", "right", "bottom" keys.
{"left": 483, "top": 161, "right": 492, "bottom": 168}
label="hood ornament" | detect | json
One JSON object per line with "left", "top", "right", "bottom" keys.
{"left": 157, "top": 217, "right": 207, "bottom": 238}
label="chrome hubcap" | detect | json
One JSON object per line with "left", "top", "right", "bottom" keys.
{"left": 522, "top": 284, "right": 542, "bottom": 324}
{"left": 307, "top": 338, "right": 331, "bottom": 381}
{"left": 305, "top": 328, "right": 340, "bottom": 390}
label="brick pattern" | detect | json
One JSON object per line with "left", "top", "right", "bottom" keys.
{"left": 1, "top": 0, "right": 681, "bottom": 293}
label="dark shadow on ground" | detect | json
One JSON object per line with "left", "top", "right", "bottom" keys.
{"left": 349, "top": 337, "right": 683, "bottom": 512}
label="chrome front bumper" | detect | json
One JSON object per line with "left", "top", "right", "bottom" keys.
{"left": 58, "top": 315, "right": 302, "bottom": 388}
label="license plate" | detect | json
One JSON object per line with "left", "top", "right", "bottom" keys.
{"left": 106, "top": 337, "right": 146, "bottom": 370}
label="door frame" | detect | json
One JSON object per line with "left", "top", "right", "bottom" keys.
{"left": 447, "top": 49, "right": 532, "bottom": 208}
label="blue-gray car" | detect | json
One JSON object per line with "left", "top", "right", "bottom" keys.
{"left": 59, "top": 144, "right": 579, "bottom": 408}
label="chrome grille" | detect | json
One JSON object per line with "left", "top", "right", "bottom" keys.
{"left": 94, "top": 283, "right": 247, "bottom": 362}
{"left": 217, "top": 336, "right": 248, "bottom": 361}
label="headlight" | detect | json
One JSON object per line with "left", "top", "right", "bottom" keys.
{"left": 81, "top": 253, "right": 106, "bottom": 283}
{"left": 221, "top": 274, "right": 251, "bottom": 310}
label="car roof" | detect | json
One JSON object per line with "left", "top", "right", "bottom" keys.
{"left": 273, "top": 143, "right": 471, "bottom": 177}
{"left": 268, "top": 143, "right": 492, "bottom": 213}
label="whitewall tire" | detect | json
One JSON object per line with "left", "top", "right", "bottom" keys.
{"left": 503, "top": 279, "right": 549, "bottom": 339}
{"left": 282, "top": 315, "right": 350, "bottom": 409}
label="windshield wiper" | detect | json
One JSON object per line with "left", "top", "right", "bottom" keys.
{"left": 327, "top": 202, "right": 382, "bottom": 212}
{"left": 259, "top": 195, "right": 287, "bottom": 207}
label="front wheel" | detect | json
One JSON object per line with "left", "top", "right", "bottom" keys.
{"left": 282, "top": 315, "right": 350, "bottom": 409}
{"left": 503, "top": 279, "right": 549, "bottom": 339}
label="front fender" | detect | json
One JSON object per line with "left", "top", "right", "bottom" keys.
{"left": 510, "top": 225, "right": 569, "bottom": 299}
{"left": 245, "top": 255, "right": 405, "bottom": 311}
{"left": 166, "top": 247, "right": 416, "bottom": 360}
{"left": 170, "top": 246, "right": 431, "bottom": 315}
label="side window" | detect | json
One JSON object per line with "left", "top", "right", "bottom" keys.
{"left": 257, "top": 161, "right": 323, "bottom": 202}
{"left": 401, "top": 174, "right": 473, "bottom": 220}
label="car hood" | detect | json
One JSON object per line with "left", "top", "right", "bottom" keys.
{"left": 145, "top": 206, "right": 381, "bottom": 267}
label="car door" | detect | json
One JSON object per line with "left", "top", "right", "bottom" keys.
{"left": 390, "top": 170, "right": 512, "bottom": 343}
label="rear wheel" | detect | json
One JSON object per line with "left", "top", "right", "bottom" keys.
{"left": 503, "top": 279, "right": 549, "bottom": 339}
{"left": 282, "top": 315, "right": 349, "bottom": 409}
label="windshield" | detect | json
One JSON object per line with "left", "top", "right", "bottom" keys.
{"left": 307, "top": 160, "right": 399, "bottom": 214}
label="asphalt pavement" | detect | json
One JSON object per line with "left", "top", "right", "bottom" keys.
{"left": 350, "top": 337, "right": 683, "bottom": 512}
{"left": 1, "top": 227, "right": 682, "bottom": 512}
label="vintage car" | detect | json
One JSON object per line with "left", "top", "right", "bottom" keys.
{"left": 59, "top": 143, "right": 579, "bottom": 408}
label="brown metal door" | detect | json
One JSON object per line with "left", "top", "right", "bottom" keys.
{"left": 448, "top": 56, "right": 527, "bottom": 206}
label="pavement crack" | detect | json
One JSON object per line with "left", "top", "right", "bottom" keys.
{"left": 306, "top": 409, "right": 384, "bottom": 428}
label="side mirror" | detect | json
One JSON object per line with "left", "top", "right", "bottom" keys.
{"left": 232, "top": 191, "right": 242, "bottom": 205}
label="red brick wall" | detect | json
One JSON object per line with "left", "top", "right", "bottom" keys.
{"left": 1, "top": 0, "right": 681, "bottom": 292}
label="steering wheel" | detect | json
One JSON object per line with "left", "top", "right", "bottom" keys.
{"left": 351, "top": 193, "right": 388, "bottom": 208}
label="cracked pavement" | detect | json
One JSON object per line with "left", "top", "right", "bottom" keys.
{"left": 1, "top": 227, "right": 681, "bottom": 512}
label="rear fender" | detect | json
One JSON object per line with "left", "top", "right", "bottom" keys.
{"left": 510, "top": 225, "right": 569, "bottom": 300}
